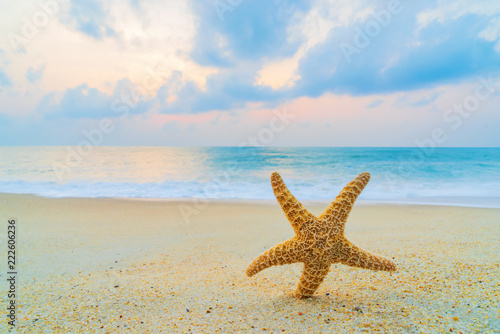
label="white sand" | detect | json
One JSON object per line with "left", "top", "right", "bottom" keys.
{"left": 0, "top": 194, "right": 499, "bottom": 333}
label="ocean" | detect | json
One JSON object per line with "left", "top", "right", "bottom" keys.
{"left": 0, "top": 146, "right": 499, "bottom": 207}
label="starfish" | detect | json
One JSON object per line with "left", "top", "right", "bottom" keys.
{"left": 246, "top": 172, "right": 396, "bottom": 298}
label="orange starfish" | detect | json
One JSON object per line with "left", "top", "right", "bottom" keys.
{"left": 246, "top": 172, "right": 396, "bottom": 298}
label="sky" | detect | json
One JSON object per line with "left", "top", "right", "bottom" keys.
{"left": 0, "top": 0, "right": 499, "bottom": 146}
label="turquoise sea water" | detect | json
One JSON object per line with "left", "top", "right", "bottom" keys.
{"left": 0, "top": 147, "right": 499, "bottom": 207}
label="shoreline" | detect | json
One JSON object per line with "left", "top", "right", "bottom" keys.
{"left": 1, "top": 192, "right": 500, "bottom": 209}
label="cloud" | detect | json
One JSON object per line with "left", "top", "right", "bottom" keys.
{"left": 409, "top": 92, "right": 440, "bottom": 107}
{"left": 0, "top": 68, "right": 12, "bottom": 88}
{"left": 479, "top": 17, "right": 500, "bottom": 52}
{"left": 289, "top": 2, "right": 500, "bottom": 97}
{"left": 189, "top": 0, "right": 311, "bottom": 67}
{"left": 25, "top": 66, "right": 45, "bottom": 84}
{"left": 417, "top": 0, "right": 500, "bottom": 28}
{"left": 150, "top": 1, "right": 498, "bottom": 114}
{"left": 38, "top": 79, "right": 154, "bottom": 119}
{"left": 366, "top": 99, "right": 384, "bottom": 108}
{"left": 62, "top": 0, "right": 117, "bottom": 39}
{"left": 157, "top": 69, "right": 285, "bottom": 114}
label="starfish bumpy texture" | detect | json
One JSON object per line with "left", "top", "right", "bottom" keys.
{"left": 246, "top": 172, "right": 396, "bottom": 298}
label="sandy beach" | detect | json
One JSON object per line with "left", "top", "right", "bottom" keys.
{"left": 0, "top": 194, "right": 499, "bottom": 333}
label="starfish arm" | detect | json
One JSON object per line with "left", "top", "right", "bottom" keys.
{"left": 335, "top": 239, "right": 396, "bottom": 271}
{"left": 318, "top": 172, "right": 370, "bottom": 233}
{"left": 271, "top": 172, "right": 315, "bottom": 232}
{"left": 294, "top": 261, "right": 331, "bottom": 298}
{"left": 246, "top": 239, "right": 302, "bottom": 277}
